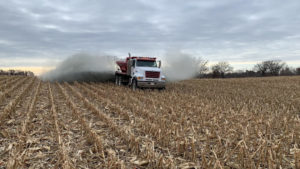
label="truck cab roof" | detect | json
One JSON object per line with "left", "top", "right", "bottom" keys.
{"left": 127, "top": 57, "right": 156, "bottom": 61}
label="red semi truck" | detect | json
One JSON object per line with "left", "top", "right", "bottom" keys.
{"left": 115, "top": 54, "right": 166, "bottom": 90}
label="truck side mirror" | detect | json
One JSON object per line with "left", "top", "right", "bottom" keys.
{"left": 158, "top": 60, "right": 161, "bottom": 68}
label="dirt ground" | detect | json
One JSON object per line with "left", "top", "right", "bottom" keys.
{"left": 0, "top": 76, "right": 300, "bottom": 168}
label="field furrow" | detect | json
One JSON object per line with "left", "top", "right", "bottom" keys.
{"left": 91, "top": 78, "right": 300, "bottom": 168}
{"left": 0, "top": 76, "right": 299, "bottom": 168}
{"left": 0, "top": 77, "right": 30, "bottom": 108}
{"left": 48, "top": 83, "right": 73, "bottom": 169}
{"left": 77, "top": 82, "right": 198, "bottom": 166}
{"left": 0, "top": 76, "right": 8, "bottom": 81}
{"left": 0, "top": 78, "right": 35, "bottom": 125}
{"left": 56, "top": 82, "right": 125, "bottom": 168}
{"left": 9, "top": 80, "right": 42, "bottom": 168}
{"left": 0, "top": 77, "right": 37, "bottom": 168}
{"left": 0, "top": 76, "right": 24, "bottom": 92}
{"left": 64, "top": 82, "right": 177, "bottom": 168}
{"left": 19, "top": 82, "right": 59, "bottom": 168}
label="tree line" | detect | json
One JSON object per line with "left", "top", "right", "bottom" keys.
{"left": 200, "top": 60, "right": 300, "bottom": 78}
{"left": 0, "top": 69, "right": 34, "bottom": 76}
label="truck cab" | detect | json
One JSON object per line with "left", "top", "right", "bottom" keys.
{"left": 115, "top": 55, "right": 166, "bottom": 90}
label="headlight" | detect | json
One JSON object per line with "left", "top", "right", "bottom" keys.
{"left": 137, "top": 76, "right": 144, "bottom": 80}
{"left": 161, "top": 77, "right": 166, "bottom": 81}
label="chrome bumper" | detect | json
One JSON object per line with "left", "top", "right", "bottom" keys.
{"left": 137, "top": 81, "right": 166, "bottom": 88}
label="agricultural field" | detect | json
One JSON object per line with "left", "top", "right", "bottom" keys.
{"left": 0, "top": 75, "right": 300, "bottom": 168}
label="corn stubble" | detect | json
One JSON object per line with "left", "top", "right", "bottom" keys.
{"left": 0, "top": 76, "right": 300, "bottom": 168}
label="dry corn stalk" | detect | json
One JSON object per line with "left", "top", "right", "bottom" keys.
{"left": 0, "top": 78, "right": 35, "bottom": 124}
{"left": 65, "top": 82, "right": 174, "bottom": 168}
{"left": 1, "top": 76, "right": 300, "bottom": 168}
{"left": 0, "top": 77, "right": 29, "bottom": 103}
{"left": 48, "top": 83, "right": 73, "bottom": 169}
{"left": 56, "top": 82, "right": 124, "bottom": 167}
{"left": 295, "top": 149, "right": 300, "bottom": 169}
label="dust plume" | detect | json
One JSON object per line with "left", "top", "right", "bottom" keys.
{"left": 161, "top": 50, "right": 205, "bottom": 81}
{"left": 41, "top": 51, "right": 205, "bottom": 82}
{"left": 41, "top": 53, "right": 115, "bottom": 82}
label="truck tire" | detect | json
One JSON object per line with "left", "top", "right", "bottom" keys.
{"left": 158, "top": 87, "right": 166, "bottom": 91}
{"left": 115, "top": 75, "right": 119, "bottom": 85}
{"left": 115, "top": 75, "right": 121, "bottom": 86}
{"left": 131, "top": 79, "right": 137, "bottom": 91}
{"left": 118, "top": 76, "right": 122, "bottom": 86}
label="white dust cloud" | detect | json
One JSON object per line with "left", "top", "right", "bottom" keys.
{"left": 41, "top": 51, "right": 204, "bottom": 82}
{"left": 41, "top": 53, "right": 115, "bottom": 82}
{"left": 161, "top": 50, "right": 204, "bottom": 81}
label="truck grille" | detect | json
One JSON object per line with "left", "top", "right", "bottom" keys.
{"left": 145, "top": 71, "right": 160, "bottom": 78}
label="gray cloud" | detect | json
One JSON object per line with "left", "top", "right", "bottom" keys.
{"left": 0, "top": 0, "right": 300, "bottom": 68}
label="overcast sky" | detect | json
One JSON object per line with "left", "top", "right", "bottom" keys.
{"left": 1, "top": 0, "right": 300, "bottom": 72}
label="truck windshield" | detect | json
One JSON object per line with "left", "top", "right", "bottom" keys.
{"left": 136, "top": 60, "right": 157, "bottom": 67}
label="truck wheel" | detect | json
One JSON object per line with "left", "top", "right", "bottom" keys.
{"left": 118, "top": 76, "right": 122, "bottom": 86}
{"left": 158, "top": 87, "right": 166, "bottom": 91}
{"left": 115, "top": 76, "right": 121, "bottom": 86}
{"left": 131, "top": 79, "right": 137, "bottom": 91}
{"left": 115, "top": 75, "right": 119, "bottom": 85}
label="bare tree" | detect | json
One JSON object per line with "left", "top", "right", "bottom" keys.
{"left": 199, "top": 60, "right": 209, "bottom": 75}
{"left": 254, "top": 60, "right": 285, "bottom": 76}
{"left": 280, "top": 66, "right": 296, "bottom": 76}
{"left": 211, "top": 61, "right": 233, "bottom": 78}
{"left": 297, "top": 68, "right": 300, "bottom": 75}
